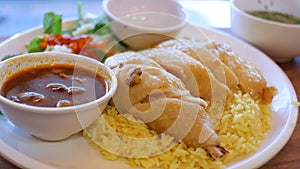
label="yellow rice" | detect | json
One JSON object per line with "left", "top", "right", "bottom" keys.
{"left": 83, "top": 90, "right": 272, "bottom": 169}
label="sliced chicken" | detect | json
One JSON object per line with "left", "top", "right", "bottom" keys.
{"left": 157, "top": 39, "right": 276, "bottom": 104}
{"left": 135, "top": 48, "right": 231, "bottom": 127}
{"left": 110, "top": 64, "right": 222, "bottom": 151}
{"left": 156, "top": 39, "right": 239, "bottom": 90}
{"left": 207, "top": 41, "right": 277, "bottom": 104}
{"left": 105, "top": 51, "right": 163, "bottom": 69}
{"left": 133, "top": 97, "right": 219, "bottom": 148}
{"left": 137, "top": 48, "right": 231, "bottom": 103}
{"left": 110, "top": 64, "right": 207, "bottom": 112}
{"left": 106, "top": 49, "right": 230, "bottom": 128}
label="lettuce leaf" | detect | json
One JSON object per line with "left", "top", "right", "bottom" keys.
{"left": 43, "top": 12, "right": 62, "bottom": 34}
{"left": 27, "top": 37, "right": 45, "bottom": 53}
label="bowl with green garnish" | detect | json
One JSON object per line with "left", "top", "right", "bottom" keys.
{"left": 230, "top": 0, "right": 300, "bottom": 63}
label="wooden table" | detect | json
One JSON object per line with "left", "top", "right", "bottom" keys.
{"left": 0, "top": 35, "right": 299, "bottom": 169}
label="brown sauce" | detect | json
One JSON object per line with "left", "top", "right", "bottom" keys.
{"left": 0, "top": 64, "right": 107, "bottom": 107}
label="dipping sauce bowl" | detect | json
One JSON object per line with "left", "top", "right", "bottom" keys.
{"left": 0, "top": 52, "right": 117, "bottom": 141}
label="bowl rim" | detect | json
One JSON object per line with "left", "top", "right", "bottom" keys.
{"left": 102, "top": 0, "right": 190, "bottom": 32}
{"left": 230, "top": 0, "right": 300, "bottom": 28}
{"left": 0, "top": 52, "right": 118, "bottom": 114}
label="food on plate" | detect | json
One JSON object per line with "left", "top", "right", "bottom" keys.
{"left": 140, "top": 49, "right": 232, "bottom": 101}
{"left": 84, "top": 37, "right": 277, "bottom": 169}
{"left": 84, "top": 106, "right": 228, "bottom": 169}
{"left": 84, "top": 90, "right": 272, "bottom": 169}
{"left": 208, "top": 41, "right": 277, "bottom": 104}
{"left": 106, "top": 49, "right": 231, "bottom": 102}
{"left": 156, "top": 39, "right": 240, "bottom": 90}
{"left": 1, "top": 11, "right": 126, "bottom": 62}
{"left": 157, "top": 39, "right": 277, "bottom": 104}
{"left": 247, "top": 11, "right": 300, "bottom": 24}
{"left": 106, "top": 63, "right": 222, "bottom": 151}
{"left": 0, "top": 64, "right": 107, "bottom": 107}
{"left": 105, "top": 48, "right": 232, "bottom": 128}
{"left": 105, "top": 51, "right": 163, "bottom": 69}
{"left": 0, "top": 7, "right": 277, "bottom": 169}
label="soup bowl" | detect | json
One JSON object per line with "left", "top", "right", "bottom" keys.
{"left": 0, "top": 52, "right": 117, "bottom": 141}
{"left": 230, "top": 0, "right": 300, "bottom": 63}
{"left": 102, "top": 0, "right": 189, "bottom": 50}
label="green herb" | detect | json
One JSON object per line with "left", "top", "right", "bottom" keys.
{"left": 77, "top": 1, "right": 84, "bottom": 27}
{"left": 43, "top": 12, "right": 63, "bottom": 34}
{"left": 1, "top": 54, "right": 20, "bottom": 61}
{"left": 87, "top": 17, "right": 111, "bottom": 36}
{"left": 63, "top": 2, "right": 83, "bottom": 35}
{"left": 247, "top": 11, "right": 300, "bottom": 24}
{"left": 0, "top": 111, "right": 2, "bottom": 115}
{"left": 27, "top": 37, "right": 45, "bottom": 53}
{"left": 76, "top": 0, "right": 110, "bottom": 35}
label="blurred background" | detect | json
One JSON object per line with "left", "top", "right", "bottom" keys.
{"left": 0, "top": 0, "right": 104, "bottom": 36}
{"left": 0, "top": 0, "right": 230, "bottom": 36}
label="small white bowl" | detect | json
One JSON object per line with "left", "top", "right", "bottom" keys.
{"left": 230, "top": 0, "right": 300, "bottom": 63}
{"left": 102, "top": 0, "right": 189, "bottom": 50}
{"left": 0, "top": 52, "right": 117, "bottom": 141}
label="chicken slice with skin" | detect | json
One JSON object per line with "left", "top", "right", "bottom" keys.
{"left": 133, "top": 97, "right": 219, "bottom": 148}
{"left": 110, "top": 64, "right": 207, "bottom": 114}
{"left": 105, "top": 51, "right": 162, "bottom": 70}
{"left": 156, "top": 39, "right": 239, "bottom": 90}
{"left": 137, "top": 48, "right": 231, "bottom": 102}
{"left": 157, "top": 39, "right": 239, "bottom": 89}
{"left": 110, "top": 64, "right": 225, "bottom": 155}
{"left": 136, "top": 48, "right": 231, "bottom": 127}
{"left": 106, "top": 49, "right": 230, "bottom": 127}
{"left": 105, "top": 48, "right": 231, "bottom": 128}
{"left": 207, "top": 41, "right": 277, "bottom": 104}
{"left": 157, "top": 39, "right": 277, "bottom": 104}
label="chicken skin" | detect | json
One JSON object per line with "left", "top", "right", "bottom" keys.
{"left": 107, "top": 63, "right": 222, "bottom": 152}
{"left": 157, "top": 39, "right": 276, "bottom": 104}
{"left": 156, "top": 39, "right": 239, "bottom": 90}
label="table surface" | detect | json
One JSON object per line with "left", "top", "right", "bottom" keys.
{"left": 0, "top": 1, "right": 299, "bottom": 168}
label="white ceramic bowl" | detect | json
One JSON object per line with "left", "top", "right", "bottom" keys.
{"left": 0, "top": 52, "right": 117, "bottom": 141}
{"left": 102, "top": 0, "right": 189, "bottom": 50}
{"left": 230, "top": 0, "right": 300, "bottom": 63}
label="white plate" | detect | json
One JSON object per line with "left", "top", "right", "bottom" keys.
{"left": 0, "top": 20, "right": 298, "bottom": 169}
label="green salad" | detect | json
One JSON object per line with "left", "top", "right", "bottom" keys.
{"left": 1, "top": 2, "right": 127, "bottom": 62}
